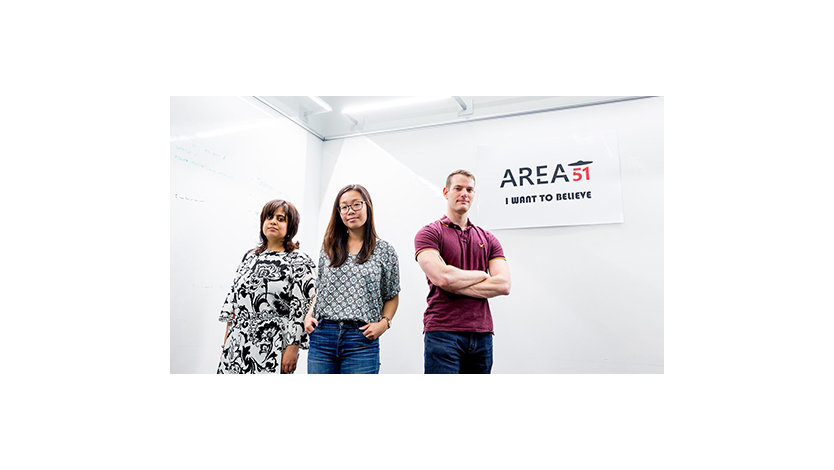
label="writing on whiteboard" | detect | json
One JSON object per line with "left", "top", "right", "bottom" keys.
{"left": 174, "top": 193, "right": 205, "bottom": 203}
{"left": 172, "top": 145, "right": 234, "bottom": 180}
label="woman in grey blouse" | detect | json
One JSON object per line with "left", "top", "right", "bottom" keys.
{"left": 304, "top": 184, "right": 400, "bottom": 374}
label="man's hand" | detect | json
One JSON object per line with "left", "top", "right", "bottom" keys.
{"left": 456, "top": 258, "right": 511, "bottom": 299}
{"left": 281, "top": 345, "right": 299, "bottom": 374}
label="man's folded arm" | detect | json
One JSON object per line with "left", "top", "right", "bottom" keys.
{"left": 417, "top": 249, "right": 489, "bottom": 292}
{"left": 455, "top": 258, "right": 511, "bottom": 299}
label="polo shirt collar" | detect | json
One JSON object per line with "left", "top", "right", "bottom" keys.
{"left": 440, "top": 215, "right": 473, "bottom": 230}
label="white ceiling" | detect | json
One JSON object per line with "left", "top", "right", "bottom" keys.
{"left": 254, "top": 96, "right": 650, "bottom": 140}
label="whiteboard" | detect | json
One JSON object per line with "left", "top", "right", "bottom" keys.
{"left": 170, "top": 96, "right": 318, "bottom": 373}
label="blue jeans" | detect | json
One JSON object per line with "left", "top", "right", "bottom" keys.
{"left": 424, "top": 331, "right": 493, "bottom": 374}
{"left": 308, "top": 320, "right": 380, "bottom": 374}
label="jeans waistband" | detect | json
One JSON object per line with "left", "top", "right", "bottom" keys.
{"left": 319, "top": 319, "right": 366, "bottom": 327}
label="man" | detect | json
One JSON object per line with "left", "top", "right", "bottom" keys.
{"left": 414, "top": 169, "right": 511, "bottom": 373}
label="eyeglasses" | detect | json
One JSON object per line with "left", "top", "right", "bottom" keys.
{"left": 339, "top": 200, "right": 366, "bottom": 213}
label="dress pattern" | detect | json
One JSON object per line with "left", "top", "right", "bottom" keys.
{"left": 217, "top": 249, "right": 316, "bottom": 374}
{"left": 313, "top": 239, "right": 400, "bottom": 323}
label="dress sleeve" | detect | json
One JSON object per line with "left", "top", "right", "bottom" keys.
{"left": 218, "top": 251, "right": 251, "bottom": 322}
{"left": 283, "top": 252, "right": 316, "bottom": 350}
{"left": 381, "top": 242, "right": 401, "bottom": 302}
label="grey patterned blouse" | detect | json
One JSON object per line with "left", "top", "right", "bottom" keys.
{"left": 313, "top": 239, "right": 400, "bottom": 323}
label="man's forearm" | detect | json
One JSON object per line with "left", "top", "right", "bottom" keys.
{"left": 441, "top": 265, "right": 490, "bottom": 291}
{"left": 455, "top": 275, "right": 511, "bottom": 298}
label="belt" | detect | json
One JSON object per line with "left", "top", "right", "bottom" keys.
{"left": 319, "top": 319, "right": 367, "bottom": 327}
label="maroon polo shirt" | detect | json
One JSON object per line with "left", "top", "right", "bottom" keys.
{"left": 414, "top": 215, "right": 506, "bottom": 333}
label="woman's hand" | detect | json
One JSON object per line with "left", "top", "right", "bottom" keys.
{"left": 359, "top": 320, "right": 388, "bottom": 340}
{"left": 304, "top": 314, "right": 318, "bottom": 334}
{"left": 281, "top": 345, "right": 299, "bottom": 374}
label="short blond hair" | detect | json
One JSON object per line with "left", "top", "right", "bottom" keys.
{"left": 445, "top": 169, "right": 476, "bottom": 188}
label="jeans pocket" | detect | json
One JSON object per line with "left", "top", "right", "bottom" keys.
{"left": 355, "top": 327, "right": 378, "bottom": 345}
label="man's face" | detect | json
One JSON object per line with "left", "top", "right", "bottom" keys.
{"left": 444, "top": 174, "right": 476, "bottom": 214}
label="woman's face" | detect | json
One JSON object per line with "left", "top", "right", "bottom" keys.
{"left": 338, "top": 190, "right": 367, "bottom": 231}
{"left": 262, "top": 207, "right": 288, "bottom": 245}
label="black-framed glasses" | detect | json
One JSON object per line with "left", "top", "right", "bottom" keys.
{"left": 339, "top": 201, "right": 366, "bottom": 213}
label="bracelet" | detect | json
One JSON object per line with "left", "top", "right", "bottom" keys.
{"left": 381, "top": 317, "right": 391, "bottom": 329}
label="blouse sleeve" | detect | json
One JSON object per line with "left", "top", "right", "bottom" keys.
{"left": 380, "top": 242, "right": 401, "bottom": 302}
{"left": 218, "top": 251, "right": 251, "bottom": 322}
{"left": 283, "top": 252, "right": 317, "bottom": 350}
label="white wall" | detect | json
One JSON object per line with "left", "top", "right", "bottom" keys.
{"left": 171, "top": 96, "right": 662, "bottom": 374}
{"left": 320, "top": 97, "right": 663, "bottom": 373}
{"left": 170, "top": 96, "right": 322, "bottom": 373}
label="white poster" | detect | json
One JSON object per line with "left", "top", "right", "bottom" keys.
{"left": 476, "top": 133, "right": 623, "bottom": 230}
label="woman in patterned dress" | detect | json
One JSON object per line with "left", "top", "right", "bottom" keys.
{"left": 303, "top": 184, "right": 400, "bottom": 374}
{"left": 217, "top": 199, "right": 316, "bottom": 374}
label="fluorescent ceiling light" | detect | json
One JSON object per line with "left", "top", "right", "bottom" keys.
{"left": 307, "top": 96, "right": 332, "bottom": 112}
{"left": 341, "top": 96, "right": 451, "bottom": 115}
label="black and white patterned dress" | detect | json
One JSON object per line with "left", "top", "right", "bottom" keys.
{"left": 217, "top": 249, "right": 316, "bottom": 374}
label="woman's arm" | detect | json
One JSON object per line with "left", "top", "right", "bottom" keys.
{"left": 304, "top": 251, "right": 325, "bottom": 333}
{"left": 359, "top": 294, "right": 399, "bottom": 340}
{"left": 222, "top": 322, "right": 231, "bottom": 350}
{"left": 360, "top": 243, "right": 401, "bottom": 340}
{"left": 303, "top": 295, "right": 318, "bottom": 333}
{"left": 283, "top": 255, "right": 316, "bottom": 373}
{"left": 280, "top": 345, "right": 298, "bottom": 374}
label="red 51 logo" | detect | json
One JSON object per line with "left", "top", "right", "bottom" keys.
{"left": 569, "top": 160, "right": 593, "bottom": 181}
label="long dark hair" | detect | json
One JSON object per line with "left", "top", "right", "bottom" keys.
{"left": 254, "top": 199, "right": 300, "bottom": 255}
{"left": 322, "top": 184, "right": 377, "bottom": 267}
